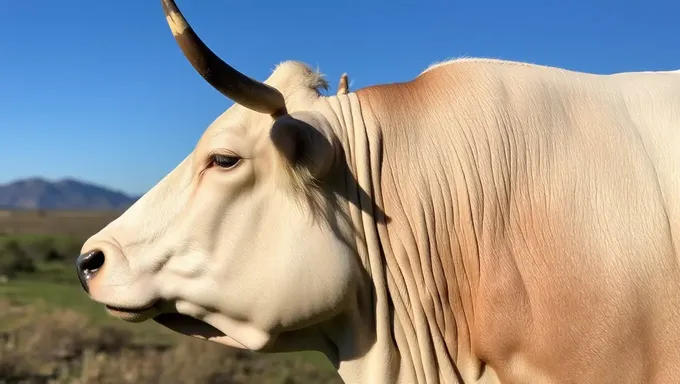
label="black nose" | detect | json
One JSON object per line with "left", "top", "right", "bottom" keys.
{"left": 75, "top": 250, "right": 105, "bottom": 293}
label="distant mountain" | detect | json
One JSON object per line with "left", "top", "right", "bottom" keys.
{"left": 0, "top": 177, "right": 138, "bottom": 210}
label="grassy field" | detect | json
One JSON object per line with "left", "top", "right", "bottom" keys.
{"left": 0, "top": 209, "right": 340, "bottom": 383}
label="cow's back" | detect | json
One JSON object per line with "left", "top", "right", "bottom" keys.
{"left": 611, "top": 69, "right": 680, "bottom": 256}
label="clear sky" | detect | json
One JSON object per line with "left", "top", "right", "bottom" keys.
{"left": 1, "top": 0, "right": 677, "bottom": 195}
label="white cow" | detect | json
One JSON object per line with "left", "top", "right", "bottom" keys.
{"left": 76, "top": 1, "right": 680, "bottom": 383}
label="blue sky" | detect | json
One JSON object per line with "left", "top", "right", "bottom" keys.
{"left": 1, "top": 0, "right": 677, "bottom": 195}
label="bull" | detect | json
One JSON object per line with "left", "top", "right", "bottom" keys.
{"left": 76, "top": 1, "right": 680, "bottom": 383}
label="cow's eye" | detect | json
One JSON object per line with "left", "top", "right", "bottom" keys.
{"left": 210, "top": 154, "right": 241, "bottom": 169}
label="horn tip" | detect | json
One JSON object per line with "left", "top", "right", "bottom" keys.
{"left": 165, "top": 12, "right": 189, "bottom": 36}
{"left": 161, "top": 0, "right": 189, "bottom": 36}
{"left": 337, "top": 73, "right": 349, "bottom": 95}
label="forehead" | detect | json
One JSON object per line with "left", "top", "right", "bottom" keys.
{"left": 195, "top": 104, "right": 270, "bottom": 150}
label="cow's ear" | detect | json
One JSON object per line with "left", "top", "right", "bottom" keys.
{"left": 270, "top": 111, "right": 336, "bottom": 180}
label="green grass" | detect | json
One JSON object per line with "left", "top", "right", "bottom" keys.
{"left": 0, "top": 262, "right": 175, "bottom": 344}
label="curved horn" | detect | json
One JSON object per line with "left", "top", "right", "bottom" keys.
{"left": 161, "top": 0, "right": 286, "bottom": 116}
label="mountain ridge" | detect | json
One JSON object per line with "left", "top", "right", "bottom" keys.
{"left": 0, "top": 177, "right": 139, "bottom": 210}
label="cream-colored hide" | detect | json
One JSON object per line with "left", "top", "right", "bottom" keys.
{"left": 79, "top": 56, "right": 680, "bottom": 384}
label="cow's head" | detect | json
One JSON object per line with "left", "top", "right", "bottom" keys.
{"left": 76, "top": 0, "right": 368, "bottom": 354}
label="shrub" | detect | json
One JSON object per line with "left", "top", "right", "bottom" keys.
{"left": 0, "top": 234, "right": 84, "bottom": 264}
{"left": 50, "top": 236, "right": 84, "bottom": 262}
{"left": 0, "top": 239, "right": 36, "bottom": 277}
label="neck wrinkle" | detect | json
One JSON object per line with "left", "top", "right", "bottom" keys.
{"left": 356, "top": 89, "right": 461, "bottom": 384}
{"left": 318, "top": 93, "right": 406, "bottom": 383}
{"left": 321, "top": 89, "right": 474, "bottom": 383}
{"left": 351, "top": 79, "right": 496, "bottom": 383}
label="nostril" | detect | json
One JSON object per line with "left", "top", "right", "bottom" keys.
{"left": 76, "top": 249, "right": 106, "bottom": 293}
{"left": 78, "top": 250, "right": 105, "bottom": 275}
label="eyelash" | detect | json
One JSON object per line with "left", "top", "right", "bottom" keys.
{"left": 209, "top": 154, "right": 241, "bottom": 169}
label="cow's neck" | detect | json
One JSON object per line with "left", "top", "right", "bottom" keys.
{"left": 313, "top": 92, "right": 403, "bottom": 383}
{"left": 316, "top": 81, "right": 502, "bottom": 384}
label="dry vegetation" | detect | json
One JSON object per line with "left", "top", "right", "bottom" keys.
{"left": 0, "top": 301, "right": 342, "bottom": 384}
{"left": 0, "top": 209, "right": 121, "bottom": 238}
{"left": 0, "top": 210, "right": 341, "bottom": 383}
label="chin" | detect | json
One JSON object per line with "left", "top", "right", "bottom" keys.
{"left": 152, "top": 313, "right": 274, "bottom": 351}
{"left": 105, "top": 304, "right": 159, "bottom": 323}
{"left": 100, "top": 300, "right": 275, "bottom": 351}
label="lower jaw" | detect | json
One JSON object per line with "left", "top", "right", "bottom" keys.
{"left": 106, "top": 308, "right": 271, "bottom": 351}
{"left": 152, "top": 313, "right": 268, "bottom": 351}
{"left": 106, "top": 306, "right": 158, "bottom": 323}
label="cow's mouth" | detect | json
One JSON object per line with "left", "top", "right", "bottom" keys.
{"left": 103, "top": 301, "right": 252, "bottom": 350}
{"left": 153, "top": 313, "right": 248, "bottom": 349}
{"left": 105, "top": 303, "right": 159, "bottom": 323}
